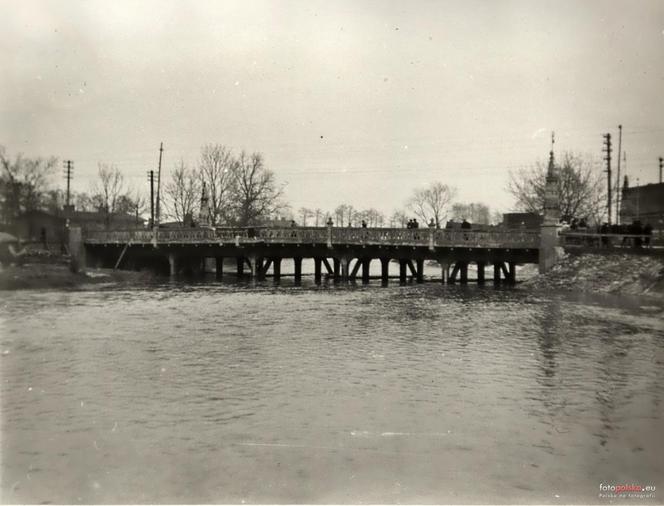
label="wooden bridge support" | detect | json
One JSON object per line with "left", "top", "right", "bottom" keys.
{"left": 272, "top": 258, "right": 282, "bottom": 282}
{"left": 407, "top": 260, "right": 417, "bottom": 278}
{"left": 333, "top": 258, "right": 341, "bottom": 281}
{"left": 477, "top": 261, "right": 485, "bottom": 285}
{"left": 399, "top": 259, "right": 408, "bottom": 284}
{"left": 416, "top": 259, "right": 424, "bottom": 283}
{"left": 322, "top": 258, "right": 333, "bottom": 276}
{"left": 507, "top": 261, "right": 516, "bottom": 285}
{"left": 459, "top": 261, "right": 468, "bottom": 284}
{"left": 293, "top": 257, "right": 302, "bottom": 284}
{"left": 493, "top": 262, "right": 501, "bottom": 284}
{"left": 362, "top": 258, "right": 371, "bottom": 284}
{"left": 350, "top": 258, "right": 362, "bottom": 281}
{"left": 236, "top": 257, "right": 244, "bottom": 278}
{"left": 500, "top": 263, "right": 510, "bottom": 284}
{"left": 314, "top": 257, "right": 322, "bottom": 284}
{"left": 449, "top": 263, "right": 459, "bottom": 284}
{"left": 380, "top": 258, "right": 390, "bottom": 285}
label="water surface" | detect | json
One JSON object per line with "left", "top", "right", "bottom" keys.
{"left": 1, "top": 277, "right": 663, "bottom": 503}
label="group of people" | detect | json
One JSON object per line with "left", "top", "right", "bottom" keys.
{"left": 567, "top": 217, "right": 655, "bottom": 248}
{"left": 598, "top": 221, "right": 654, "bottom": 248}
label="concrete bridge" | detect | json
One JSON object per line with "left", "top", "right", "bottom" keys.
{"left": 71, "top": 225, "right": 542, "bottom": 285}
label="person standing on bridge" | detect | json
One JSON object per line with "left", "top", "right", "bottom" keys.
{"left": 428, "top": 218, "right": 436, "bottom": 228}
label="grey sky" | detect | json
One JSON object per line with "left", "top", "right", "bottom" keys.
{"left": 1, "top": 0, "right": 663, "bottom": 217}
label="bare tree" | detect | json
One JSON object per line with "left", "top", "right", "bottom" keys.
{"left": 91, "top": 164, "right": 128, "bottom": 228}
{"left": 73, "top": 192, "right": 95, "bottom": 212}
{"left": 334, "top": 205, "right": 349, "bottom": 226}
{"left": 230, "top": 151, "right": 285, "bottom": 226}
{"left": 115, "top": 190, "right": 148, "bottom": 225}
{"left": 451, "top": 202, "right": 491, "bottom": 224}
{"left": 407, "top": 182, "right": 457, "bottom": 227}
{"left": 313, "top": 208, "right": 323, "bottom": 226}
{"left": 507, "top": 151, "right": 606, "bottom": 223}
{"left": 164, "top": 160, "right": 201, "bottom": 224}
{"left": 198, "top": 144, "right": 236, "bottom": 226}
{"left": 390, "top": 210, "right": 409, "bottom": 228}
{"left": 0, "top": 145, "right": 58, "bottom": 225}
{"left": 298, "top": 207, "right": 312, "bottom": 226}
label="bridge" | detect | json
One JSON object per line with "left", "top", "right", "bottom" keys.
{"left": 72, "top": 225, "right": 542, "bottom": 285}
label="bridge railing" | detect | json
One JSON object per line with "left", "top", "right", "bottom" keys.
{"left": 84, "top": 226, "right": 541, "bottom": 248}
{"left": 560, "top": 231, "right": 660, "bottom": 249}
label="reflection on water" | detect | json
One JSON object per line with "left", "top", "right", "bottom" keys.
{"left": 1, "top": 279, "right": 663, "bottom": 504}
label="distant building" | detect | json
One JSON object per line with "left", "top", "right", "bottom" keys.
{"left": 15, "top": 210, "right": 66, "bottom": 247}
{"left": 620, "top": 177, "right": 664, "bottom": 226}
{"left": 502, "top": 212, "right": 542, "bottom": 229}
{"left": 16, "top": 208, "right": 144, "bottom": 247}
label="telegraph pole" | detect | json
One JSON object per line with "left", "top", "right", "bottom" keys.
{"left": 147, "top": 170, "right": 155, "bottom": 227}
{"left": 615, "top": 125, "right": 622, "bottom": 224}
{"left": 659, "top": 156, "right": 663, "bottom": 183}
{"left": 155, "top": 142, "right": 164, "bottom": 225}
{"left": 603, "top": 133, "right": 612, "bottom": 225}
{"left": 63, "top": 160, "right": 74, "bottom": 208}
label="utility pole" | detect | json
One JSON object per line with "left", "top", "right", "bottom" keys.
{"left": 147, "top": 170, "right": 155, "bottom": 227}
{"left": 603, "top": 133, "right": 612, "bottom": 225}
{"left": 615, "top": 125, "right": 622, "bottom": 225}
{"left": 659, "top": 156, "right": 663, "bottom": 183}
{"left": 63, "top": 160, "right": 74, "bottom": 207}
{"left": 155, "top": 142, "right": 164, "bottom": 225}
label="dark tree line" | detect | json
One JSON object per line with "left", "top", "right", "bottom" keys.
{"left": 163, "top": 144, "right": 285, "bottom": 227}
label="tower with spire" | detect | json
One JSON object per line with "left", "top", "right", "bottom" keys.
{"left": 199, "top": 182, "right": 211, "bottom": 227}
{"left": 539, "top": 131, "right": 562, "bottom": 272}
{"left": 542, "top": 132, "right": 560, "bottom": 225}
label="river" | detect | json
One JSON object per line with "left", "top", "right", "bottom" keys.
{"left": 1, "top": 271, "right": 663, "bottom": 504}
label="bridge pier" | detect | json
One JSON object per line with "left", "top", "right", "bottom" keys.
{"left": 236, "top": 257, "right": 244, "bottom": 278}
{"left": 380, "top": 258, "right": 390, "bottom": 285}
{"left": 293, "top": 257, "right": 302, "bottom": 284}
{"left": 399, "top": 259, "right": 407, "bottom": 284}
{"left": 439, "top": 262, "right": 448, "bottom": 284}
{"left": 493, "top": 262, "right": 501, "bottom": 285}
{"left": 507, "top": 261, "right": 516, "bottom": 285}
{"left": 248, "top": 255, "right": 264, "bottom": 280}
{"left": 333, "top": 258, "right": 341, "bottom": 282}
{"left": 272, "top": 257, "right": 282, "bottom": 282}
{"left": 477, "top": 261, "right": 485, "bottom": 284}
{"left": 416, "top": 259, "right": 424, "bottom": 283}
{"left": 314, "top": 257, "right": 322, "bottom": 284}
{"left": 459, "top": 261, "right": 468, "bottom": 284}
{"left": 362, "top": 258, "right": 371, "bottom": 284}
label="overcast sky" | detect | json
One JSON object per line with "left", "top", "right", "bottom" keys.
{"left": 1, "top": 0, "right": 663, "bottom": 217}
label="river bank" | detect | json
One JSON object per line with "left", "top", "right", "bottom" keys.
{"left": 521, "top": 251, "right": 664, "bottom": 299}
{"left": 0, "top": 260, "right": 154, "bottom": 290}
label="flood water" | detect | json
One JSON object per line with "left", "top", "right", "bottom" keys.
{"left": 1, "top": 268, "right": 663, "bottom": 504}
